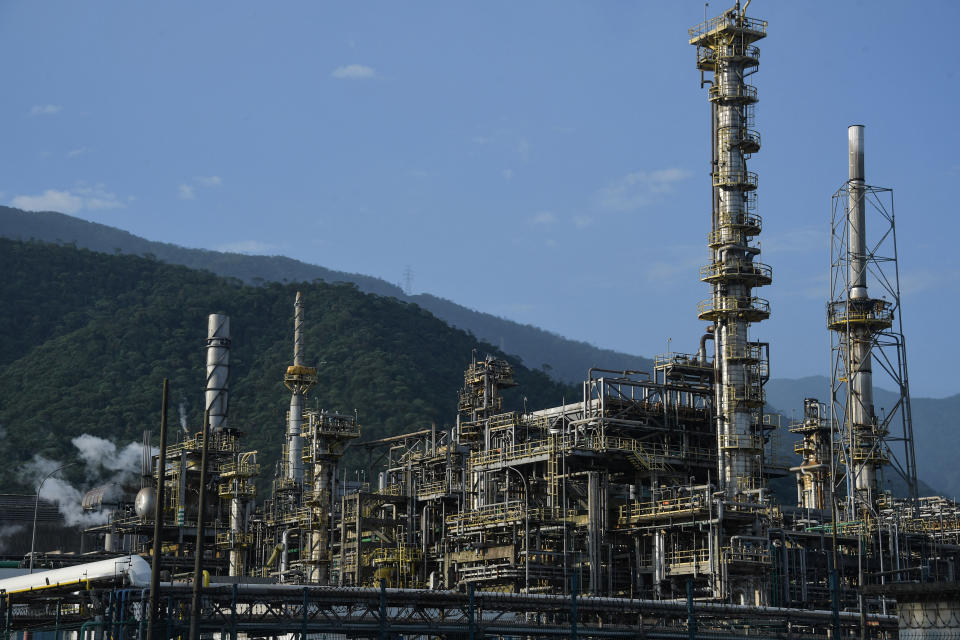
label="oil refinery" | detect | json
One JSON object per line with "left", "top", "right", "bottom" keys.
{"left": 2, "top": 3, "right": 959, "bottom": 639}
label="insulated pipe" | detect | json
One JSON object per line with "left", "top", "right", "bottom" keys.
{"left": 279, "top": 529, "right": 292, "bottom": 580}
{"left": 698, "top": 330, "right": 715, "bottom": 365}
{"left": 205, "top": 314, "right": 230, "bottom": 432}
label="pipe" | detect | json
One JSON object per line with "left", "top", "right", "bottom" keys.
{"left": 280, "top": 529, "right": 292, "bottom": 579}
{"left": 188, "top": 410, "right": 211, "bottom": 640}
{"left": 147, "top": 379, "right": 169, "bottom": 640}
{"left": 698, "top": 331, "right": 715, "bottom": 365}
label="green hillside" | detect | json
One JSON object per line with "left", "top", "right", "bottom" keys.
{"left": 0, "top": 206, "right": 653, "bottom": 383}
{"left": 0, "top": 238, "right": 574, "bottom": 493}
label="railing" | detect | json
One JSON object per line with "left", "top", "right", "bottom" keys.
{"left": 215, "top": 532, "right": 253, "bottom": 548}
{"left": 689, "top": 12, "right": 767, "bottom": 40}
{"left": 377, "top": 483, "right": 402, "bottom": 496}
{"left": 371, "top": 546, "right": 422, "bottom": 564}
{"left": 416, "top": 480, "right": 447, "bottom": 497}
{"left": 709, "top": 83, "right": 758, "bottom": 103}
{"left": 488, "top": 412, "right": 520, "bottom": 429}
{"left": 446, "top": 500, "right": 525, "bottom": 530}
{"left": 718, "top": 433, "right": 763, "bottom": 451}
{"left": 718, "top": 126, "right": 762, "bottom": 153}
{"left": 699, "top": 260, "right": 772, "bottom": 283}
{"left": 698, "top": 296, "right": 770, "bottom": 320}
{"left": 717, "top": 211, "right": 762, "bottom": 231}
{"left": 219, "top": 461, "right": 260, "bottom": 477}
{"left": 716, "top": 43, "right": 760, "bottom": 61}
{"left": 827, "top": 300, "right": 894, "bottom": 330}
{"left": 724, "top": 342, "right": 765, "bottom": 362}
{"left": 469, "top": 438, "right": 556, "bottom": 468}
{"left": 713, "top": 169, "right": 759, "bottom": 189}
{"left": 696, "top": 44, "right": 760, "bottom": 67}
{"left": 654, "top": 352, "right": 712, "bottom": 369}
{"left": 618, "top": 492, "right": 709, "bottom": 523}
{"left": 217, "top": 481, "right": 256, "bottom": 498}
{"left": 849, "top": 446, "right": 889, "bottom": 464}
{"left": 723, "top": 383, "right": 765, "bottom": 409}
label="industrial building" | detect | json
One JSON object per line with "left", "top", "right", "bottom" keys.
{"left": 3, "top": 3, "right": 959, "bottom": 639}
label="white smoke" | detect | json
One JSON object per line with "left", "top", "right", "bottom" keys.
{"left": 0, "top": 523, "right": 26, "bottom": 554}
{"left": 72, "top": 434, "right": 150, "bottom": 482}
{"left": 179, "top": 401, "right": 188, "bottom": 433}
{"left": 23, "top": 435, "right": 157, "bottom": 528}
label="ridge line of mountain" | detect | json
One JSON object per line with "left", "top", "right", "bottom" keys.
{"left": 0, "top": 206, "right": 652, "bottom": 384}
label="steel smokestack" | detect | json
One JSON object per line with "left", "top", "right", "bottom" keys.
{"left": 848, "top": 125, "right": 868, "bottom": 300}
{"left": 205, "top": 314, "right": 230, "bottom": 432}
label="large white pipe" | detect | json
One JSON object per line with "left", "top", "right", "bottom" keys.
{"left": 0, "top": 555, "right": 151, "bottom": 595}
{"left": 205, "top": 314, "right": 230, "bottom": 432}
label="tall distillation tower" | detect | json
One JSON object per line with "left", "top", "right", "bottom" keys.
{"left": 828, "top": 126, "right": 918, "bottom": 517}
{"left": 690, "top": 3, "right": 771, "bottom": 498}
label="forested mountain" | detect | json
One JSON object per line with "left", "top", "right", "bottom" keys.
{"left": 0, "top": 238, "right": 575, "bottom": 494}
{"left": 0, "top": 206, "right": 652, "bottom": 384}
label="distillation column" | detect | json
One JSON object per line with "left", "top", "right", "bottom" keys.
{"left": 284, "top": 292, "right": 318, "bottom": 485}
{"left": 691, "top": 4, "right": 771, "bottom": 498}
{"left": 206, "top": 314, "right": 231, "bottom": 432}
{"left": 789, "top": 399, "right": 834, "bottom": 511}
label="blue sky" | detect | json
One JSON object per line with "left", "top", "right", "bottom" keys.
{"left": 2, "top": 1, "right": 958, "bottom": 397}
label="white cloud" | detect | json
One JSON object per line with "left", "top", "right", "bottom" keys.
{"left": 639, "top": 243, "right": 702, "bottom": 285}
{"left": 179, "top": 175, "right": 222, "bottom": 199}
{"left": 195, "top": 175, "right": 222, "bottom": 187}
{"left": 11, "top": 189, "right": 84, "bottom": 214}
{"left": 532, "top": 211, "right": 556, "bottom": 225}
{"left": 517, "top": 138, "right": 530, "bottom": 162}
{"left": 597, "top": 168, "right": 691, "bottom": 212}
{"left": 762, "top": 227, "right": 824, "bottom": 255}
{"left": 502, "top": 169, "right": 514, "bottom": 181}
{"left": 75, "top": 185, "right": 125, "bottom": 210}
{"left": 11, "top": 185, "right": 126, "bottom": 214}
{"left": 573, "top": 215, "right": 594, "bottom": 228}
{"left": 217, "top": 240, "right": 279, "bottom": 255}
{"left": 66, "top": 147, "right": 91, "bottom": 158}
{"left": 331, "top": 64, "right": 376, "bottom": 79}
{"left": 29, "top": 104, "right": 62, "bottom": 116}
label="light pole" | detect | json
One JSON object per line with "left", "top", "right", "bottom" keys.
{"left": 30, "top": 461, "right": 76, "bottom": 573}
{"left": 507, "top": 466, "right": 530, "bottom": 593}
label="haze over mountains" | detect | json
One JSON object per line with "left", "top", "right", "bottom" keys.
{"left": 2, "top": 206, "right": 957, "bottom": 498}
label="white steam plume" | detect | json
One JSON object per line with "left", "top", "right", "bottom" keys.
{"left": 23, "top": 435, "right": 157, "bottom": 527}
{"left": 0, "top": 523, "right": 26, "bottom": 554}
